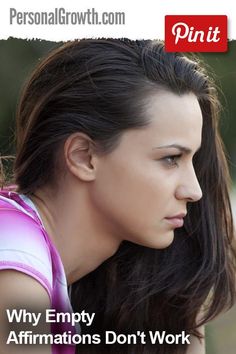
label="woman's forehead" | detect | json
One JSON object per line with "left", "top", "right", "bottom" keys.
{"left": 118, "top": 91, "right": 203, "bottom": 152}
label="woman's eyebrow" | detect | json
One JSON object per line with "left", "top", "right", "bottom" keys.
{"left": 152, "top": 144, "right": 201, "bottom": 154}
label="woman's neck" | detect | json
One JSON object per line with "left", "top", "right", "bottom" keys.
{"left": 30, "top": 184, "right": 121, "bottom": 284}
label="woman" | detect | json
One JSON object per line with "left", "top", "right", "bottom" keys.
{"left": 0, "top": 39, "right": 235, "bottom": 354}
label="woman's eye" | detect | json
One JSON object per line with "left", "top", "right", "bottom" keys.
{"left": 162, "top": 154, "right": 182, "bottom": 167}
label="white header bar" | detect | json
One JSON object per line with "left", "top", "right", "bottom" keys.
{"left": 0, "top": 0, "right": 235, "bottom": 41}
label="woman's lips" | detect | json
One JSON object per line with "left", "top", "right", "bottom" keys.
{"left": 164, "top": 217, "right": 184, "bottom": 228}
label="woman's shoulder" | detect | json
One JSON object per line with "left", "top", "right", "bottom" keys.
{"left": 0, "top": 192, "right": 53, "bottom": 300}
{"left": 0, "top": 193, "right": 51, "bottom": 260}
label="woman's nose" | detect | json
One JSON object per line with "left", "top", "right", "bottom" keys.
{"left": 175, "top": 166, "right": 203, "bottom": 202}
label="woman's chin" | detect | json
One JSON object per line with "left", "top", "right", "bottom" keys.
{"left": 132, "top": 230, "right": 175, "bottom": 250}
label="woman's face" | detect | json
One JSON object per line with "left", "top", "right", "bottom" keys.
{"left": 90, "top": 91, "right": 203, "bottom": 249}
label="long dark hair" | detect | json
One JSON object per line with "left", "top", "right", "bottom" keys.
{"left": 12, "top": 39, "right": 236, "bottom": 353}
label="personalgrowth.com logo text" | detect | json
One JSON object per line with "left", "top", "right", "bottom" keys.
{"left": 10, "top": 8, "right": 125, "bottom": 26}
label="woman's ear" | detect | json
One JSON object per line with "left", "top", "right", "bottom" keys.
{"left": 64, "top": 133, "right": 98, "bottom": 182}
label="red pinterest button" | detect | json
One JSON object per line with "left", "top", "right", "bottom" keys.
{"left": 165, "top": 15, "right": 228, "bottom": 52}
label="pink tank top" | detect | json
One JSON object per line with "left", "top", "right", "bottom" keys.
{"left": 0, "top": 188, "right": 76, "bottom": 353}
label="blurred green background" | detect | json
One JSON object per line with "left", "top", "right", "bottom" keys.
{"left": 0, "top": 39, "right": 236, "bottom": 353}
